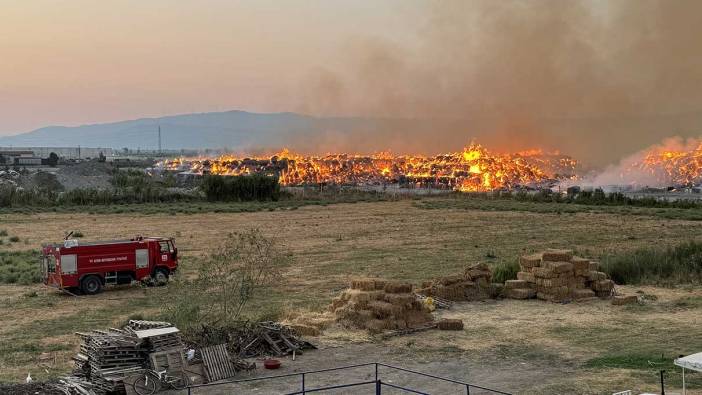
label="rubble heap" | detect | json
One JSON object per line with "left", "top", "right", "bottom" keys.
{"left": 330, "top": 279, "right": 433, "bottom": 333}
{"left": 505, "top": 249, "right": 615, "bottom": 302}
{"left": 72, "top": 320, "right": 182, "bottom": 394}
{"left": 416, "top": 263, "right": 495, "bottom": 301}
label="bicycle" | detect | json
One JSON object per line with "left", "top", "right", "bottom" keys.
{"left": 132, "top": 366, "right": 190, "bottom": 395}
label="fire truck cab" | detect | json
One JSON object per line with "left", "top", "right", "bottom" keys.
{"left": 42, "top": 236, "right": 178, "bottom": 295}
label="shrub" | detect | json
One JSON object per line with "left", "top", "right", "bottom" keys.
{"left": 600, "top": 241, "right": 702, "bottom": 285}
{"left": 0, "top": 230, "right": 7, "bottom": 236}
{"left": 0, "top": 251, "right": 40, "bottom": 284}
{"left": 72, "top": 231, "right": 84, "bottom": 238}
{"left": 492, "top": 261, "right": 520, "bottom": 283}
{"left": 201, "top": 174, "right": 280, "bottom": 202}
{"left": 8, "top": 236, "right": 20, "bottom": 243}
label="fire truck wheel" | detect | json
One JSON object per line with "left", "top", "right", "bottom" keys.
{"left": 154, "top": 269, "right": 169, "bottom": 286}
{"left": 81, "top": 275, "right": 103, "bottom": 295}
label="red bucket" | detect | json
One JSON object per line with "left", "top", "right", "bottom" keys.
{"left": 264, "top": 359, "right": 281, "bottom": 369}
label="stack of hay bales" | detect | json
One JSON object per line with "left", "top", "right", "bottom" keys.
{"left": 506, "top": 249, "right": 614, "bottom": 302}
{"left": 416, "top": 263, "right": 494, "bottom": 301}
{"left": 329, "top": 278, "right": 433, "bottom": 334}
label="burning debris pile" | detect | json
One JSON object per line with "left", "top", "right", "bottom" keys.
{"left": 629, "top": 140, "right": 702, "bottom": 186}
{"left": 159, "top": 143, "right": 577, "bottom": 191}
{"left": 505, "top": 249, "right": 615, "bottom": 303}
{"left": 330, "top": 279, "right": 433, "bottom": 333}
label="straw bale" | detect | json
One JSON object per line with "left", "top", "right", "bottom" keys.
{"left": 589, "top": 262, "right": 600, "bottom": 271}
{"left": 437, "top": 319, "right": 464, "bottom": 331}
{"left": 588, "top": 271, "right": 607, "bottom": 282}
{"left": 593, "top": 279, "right": 614, "bottom": 292}
{"left": 542, "top": 249, "right": 573, "bottom": 262}
{"left": 289, "top": 324, "right": 321, "bottom": 337}
{"left": 368, "top": 301, "right": 401, "bottom": 318}
{"left": 570, "top": 256, "right": 591, "bottom": 271}
{"left": 505, "top": 280, "right": 530, "bottom": 290}
{"left": 373, "top": 279, "right": 388, "bottom": 290}
{"left": 536, "top": 292, "right": 553, "bottom": 301}
{"left": 490, "top": 283, "right": 505, "bottom": 298}
{"left": 517, "top": 271, "right": 535, "bottom": 283}
{"left": 439, "top": 274, "right": 466, "bottom": 286}
{"left": 542, "top": 261, "right": 574, "bottom": 274}
{"left": 465, "top": 262, "right": 492, "bottom": 281}
{"left": 504, "top": 288, "right": 536, "bottom": 299}
{"left": 596, "top": 290, "right": 612, "bottom": 298}
{"left": 540, "top": 277, "right": 569, "bottom": 288}
{"left": 366, "top": 319, "right": 387, "bottom": 334}
{"left": 574, "top": 268, "right": 589, "bottom": 277}
{"left": 519, "top": 253, "right": 542, "bottom": 269}
{"left": 421, "top": 281, "right": 434, "bottom": 289}
{"left": 612, "top": 295, "right": 638, "bottom": 305}
{"left": 351, "top": 279, "right": 377, "bottom": 291}
{"left": 384, "top": 293, "right": 416, "bottom": 306}
{"left": 416, "top": 287, "right": 433, "bottom": 296}
{"left": 532, "top": 267, "right": 557, "bottom": 278}
{"left": 572, "top": 289, "right": 596, "bottom": 299}
{"left": 384, "top": 282, "right": 413, "bottom": 294}
{"left": 404, "top": 310, "right": 433, "bottom": 327}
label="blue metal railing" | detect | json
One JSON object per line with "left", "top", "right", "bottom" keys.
{"left": 183, "top": 362, "right": 513, "bottom": 394}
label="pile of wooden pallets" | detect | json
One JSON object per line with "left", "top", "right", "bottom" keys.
{"left": 72, "top": 320, "right": 183, "bottom": 394}
{"left": 74, "top": 328, "right": 146, "bottom": 394}
{"left": 416, "top": 263, "right": 495, "bottom": 301}
{"left": 505, "top": 249, "right": 615, "bottom": 302}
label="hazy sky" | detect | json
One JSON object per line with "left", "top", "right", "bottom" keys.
{"left": 2, "top": 0, "right": 702, "bottom": 151}
{"left": 0, "top": 0, "right": 421, "bottom": 134}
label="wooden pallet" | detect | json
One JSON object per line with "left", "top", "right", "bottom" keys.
{"left": 201, "top": 344, "right": 236, "bottom": 382}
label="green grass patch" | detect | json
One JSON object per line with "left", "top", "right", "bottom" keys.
{"left": 0, "top": 250, "right": 41, "bottom": 284}
{"left": 585, "top": 353, "right": 674, "bottom": 370}
{"left": 492, "top": 261, "right": 519, "bottom": 283}
{"left": 600, "top": 241, "right": 702, "bottom": 285}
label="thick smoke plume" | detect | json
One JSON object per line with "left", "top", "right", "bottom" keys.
{"left": 297, "top": 0, "right": 702, "bottom": 166}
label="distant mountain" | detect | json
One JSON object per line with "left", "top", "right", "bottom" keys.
{"left": 0, "top": 111, "right": 378, "bottom": 152}
{"left": 2, "top": 109, "right": 702, "bottom": 165}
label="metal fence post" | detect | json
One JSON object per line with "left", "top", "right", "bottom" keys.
{"left": 376, "top": 379, "right": 382, "bottom": 395}
{"left": 302, "top": 372, "right": 306, "bottom": 394}
{"left": 375, "top": 363, "right": 378, "bottom": 382}
{"left": 465, "top": 384, "right": 470, "bottom": 395}
{"left": 187, "top": 387, "right": 191, "bottom": 395}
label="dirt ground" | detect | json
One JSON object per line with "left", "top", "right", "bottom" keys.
{"left": 1, "top": 200, "right": 702, "bottom": 393}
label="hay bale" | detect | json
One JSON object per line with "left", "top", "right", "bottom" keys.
{"left": 384, "top": 293, "right": 416, "bottom": 306}
{"left": 351, "top": 279, "right": 377, "bottom": 291}
{"left": 542, "top": 261, "right": 574, "bottom": 274}
{"left": 588, "top": 271, "right": 607, "bottom": 282}
{"left": 490, "top": 283, "right": 505, "bottom": 298}
{"left": 504, "top": 280, "right": 530, "bottom": 289}
{"left": 540, "top": 277, "right": 569, "bottom": 288}
{"left": 373, "top": 279, "right": 388, "bottom": 290}
{"left": 612, "top": 295, "right": 638, "bottom": 305}
{"left": 368, "top": 301, "right": 401, "bottom": 318}
{"left": 542, "top": 249, "right": 574, "bottom": 262}
{"left": 517, "top": 271, "right": 535, "bottom": 283}
{"left": 570, "top": 257, "right": 590, "bottom": 271}
{"left": 532, "top": 267, "right": 557, "bottom": 278}
{"left": 437, "top": 319, "right": 464, "bottom": 331}
{"left": 504, "top": 288, "right": 536, "bottom": 299}
{"left": 421, "top": 281, "right": 434, "bottom": 288}
{"left": 572, "top": 289, "right": 596, "bottom": 299}
{"left": 404, "top": 310, "right": 433, "bottom": 327}
{"left": 289, "top": 324, "right": 321, "bottom": 337}
{"left": 365, "top": 319, "right": 387, "bottom": 334}
{"left": 589, "top": 261, "right": 600, "bottom": 271}
{"left": 592, "top": 279, "right": 614, "bottom": 292}
{"left": 384, "top": 282, "right": 413, "bottom": 294}
{"left": 465, "top": 262, "right": 492, "bottom": 282}
{"left": 596, "top": 290, "right": 613, "bottom": 298}
{"left": 439, "top": 275, "right": 466, "bottom": 286}
{"left": 519, "top": 253, "right": 542, "bottom": 269}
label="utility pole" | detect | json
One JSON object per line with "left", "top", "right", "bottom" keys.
{"left": 158, "top": 124, "right": 162, "bottom": 154}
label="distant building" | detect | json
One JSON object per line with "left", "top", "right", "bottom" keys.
{"left": 0, "top": 150, "right": 42, "bottom": 166}
{"left": 0, "top": 147, "right": 114, "bottom": 161}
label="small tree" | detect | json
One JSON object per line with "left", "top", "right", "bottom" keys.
{"left": 161, "top": 228, "right": 288, "bottom": 328}
{"left": 47, "top": 152, "right": 59, "bottom": 167}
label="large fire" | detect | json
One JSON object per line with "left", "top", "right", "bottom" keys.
{"left": 628, "top": 141, "right": 702, "bottom": 186}
{"left": 161, "top": 143, "right": 577, "bottom": 191}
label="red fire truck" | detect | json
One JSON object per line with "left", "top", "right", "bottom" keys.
{"left": 42, "top": 236, "right": 179, "bottom": 295}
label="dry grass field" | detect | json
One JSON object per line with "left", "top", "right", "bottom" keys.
{"left": 1, "top": 199, "right": 701, "bottom": 393}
